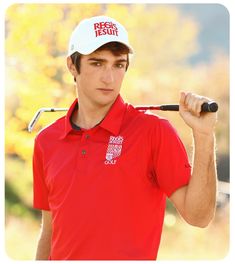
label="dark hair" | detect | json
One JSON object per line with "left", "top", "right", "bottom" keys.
{"left": 70, "top": 42, "right": 130, "bottom": 81}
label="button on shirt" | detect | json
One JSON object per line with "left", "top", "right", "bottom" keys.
{"left": 33, "top": 95, "right": 191, "bottom": 260}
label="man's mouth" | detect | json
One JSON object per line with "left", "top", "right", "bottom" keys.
{"left": 97, "top": 88, "right": 114, "bottom": 92}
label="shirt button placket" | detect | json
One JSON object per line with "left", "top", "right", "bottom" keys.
{"left": 80, "top": 133, "right": 89, "bottom": 158}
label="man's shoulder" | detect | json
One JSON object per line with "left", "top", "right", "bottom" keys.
{"left": 126, "top": 104, "right": 169, "bottom": 127}
{"left": 124, "top": 104, "right": 179, "bottom": 140}
{"left": 35, "top": 115, "right": 66, "bottom": 142}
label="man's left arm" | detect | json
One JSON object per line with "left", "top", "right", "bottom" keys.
{"left": 169, "top": 92, "right": 217, "bottom": 228}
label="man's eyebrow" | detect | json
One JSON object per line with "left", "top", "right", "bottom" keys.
{"left": 88, "top": 58, "right": 127, "bottom": 63}
{"left": 88, "top": 58, "right": 106, "bottom": 62}
{"left": 115, "top": 59, "right": 128, "bottom": 63}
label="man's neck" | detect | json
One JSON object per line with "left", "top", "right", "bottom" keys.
{"left": 71, "top": 99, "right": 114, "bottom": 130}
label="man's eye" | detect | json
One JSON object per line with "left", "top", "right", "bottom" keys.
{"left": 115, "top": 64, "right": 125, "bottom": 69}
{"left": 91, "top": 62, "right": 102, "bottom": 67}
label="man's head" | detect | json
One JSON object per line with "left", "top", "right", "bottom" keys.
{"left": 66, "top": 16, "right": 133, "bottom": 107}
{"left": 67, "top": 16, "right": 133, "bottom": 78}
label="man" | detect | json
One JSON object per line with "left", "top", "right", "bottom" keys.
{"left": 33, "top": 16, "right": 217, "bottom": 260}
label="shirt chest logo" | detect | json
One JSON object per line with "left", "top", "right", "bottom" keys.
{"left": 104, "top": 136, "right": 123, "bottom": 165}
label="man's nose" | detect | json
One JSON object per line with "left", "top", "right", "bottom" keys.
{"left": 100, "top": 67, "right": 114, "bottom": 84}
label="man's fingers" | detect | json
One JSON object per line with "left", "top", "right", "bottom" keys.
{"left": 179, "top": 91, "right": 186, "bottom": 107}
{"left": 181, "top": 92, "right": 210, "bottom": 117}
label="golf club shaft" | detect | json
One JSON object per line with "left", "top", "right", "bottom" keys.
{"left": 136, "top": 101, "right": 218, "bottom": 112}
{"left": 28, "top": 102, "right": 218, "bottom": 132}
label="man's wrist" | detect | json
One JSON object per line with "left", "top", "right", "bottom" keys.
{"left": 192, "top": 130, "right": 215, "bottom": 151}
{"left": 192, "top": 129, "right": 215, "bottom": 139}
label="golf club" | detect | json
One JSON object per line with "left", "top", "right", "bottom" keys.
{"left": 28, "top": 101, "right": 218, "bottom": 132}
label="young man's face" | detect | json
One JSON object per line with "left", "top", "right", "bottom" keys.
{"left": 75, "top": 49, "right": 128, "bottom": 108}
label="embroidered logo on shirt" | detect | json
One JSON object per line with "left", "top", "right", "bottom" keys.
{"left": 104, "top": 136, "right": 123, "bottom": 165}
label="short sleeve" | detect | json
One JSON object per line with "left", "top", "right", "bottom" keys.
{"left": 33, "top": 136, "right": 50, "bottom": 210}
{"left": 152, "top": 119, "right": 191, "bottom": 197}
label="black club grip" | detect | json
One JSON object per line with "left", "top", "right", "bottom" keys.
{"left": 160, "top": 102, "right": 218, "bottom": 112}
{"left": 160, "top": 105, "right": 179, "bottom": 111}
{"left": 201, "top": 102, "right": 218, "bottom": 112}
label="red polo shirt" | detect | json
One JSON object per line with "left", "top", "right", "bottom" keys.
{"left": 33, "top": 95, "right": 191, "bottom": 260}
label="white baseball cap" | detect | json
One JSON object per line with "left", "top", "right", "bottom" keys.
{"left": 68, "top": 15, "right": 133, "bottom": 56}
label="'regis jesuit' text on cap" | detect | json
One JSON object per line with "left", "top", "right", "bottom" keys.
{"left": 68, "top": 15, "right": 134, "bottom": 56}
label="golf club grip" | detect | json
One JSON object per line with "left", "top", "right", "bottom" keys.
{"left": 160, "top": 101, "right": 218, "bottom": 112}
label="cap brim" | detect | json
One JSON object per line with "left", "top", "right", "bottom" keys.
{"left": 69, "top": 38, "right": 133, "bottom": 56}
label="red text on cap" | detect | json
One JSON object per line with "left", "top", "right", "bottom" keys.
{"left": 94, "top": 21, "right": 118, "bottom": 37}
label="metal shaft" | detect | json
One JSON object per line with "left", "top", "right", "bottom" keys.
{"left": 28, "top": 102, "right": 218, "bottom": 132}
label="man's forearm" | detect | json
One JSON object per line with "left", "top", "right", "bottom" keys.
{"left": 184, "top": 132, "right": 217, "bottom": 227}
{"left": 35, "top": 232, "right": 51, "bottom": 260}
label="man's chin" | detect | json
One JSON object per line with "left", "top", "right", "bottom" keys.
{"left": 95, "top": 94, "right": 118, "bottom": 108}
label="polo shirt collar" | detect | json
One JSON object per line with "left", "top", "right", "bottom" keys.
{"left": 99, "top": 95, "right": 127, "bottom": 135}
{"left": 60, "top": 95, "right": 127, "bottom": 139}
{"left": 60, "top": 98, "right": 78, "bottom": 139}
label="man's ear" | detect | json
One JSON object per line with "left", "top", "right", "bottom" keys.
{"left": 67, "top": 56, "right": 78, "bottom": 78}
